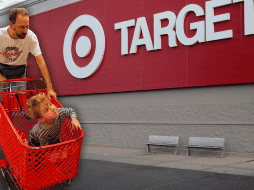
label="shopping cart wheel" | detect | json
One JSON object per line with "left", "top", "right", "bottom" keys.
{"left": 0, "top": 167, "right": 11, "bottom": 190}
{"left": 66, "top": 179, "right": 72, "bottom": 186}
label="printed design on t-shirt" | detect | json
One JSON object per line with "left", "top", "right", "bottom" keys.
{"left": 0, "top": 46, "right": 23, "bottom": 62}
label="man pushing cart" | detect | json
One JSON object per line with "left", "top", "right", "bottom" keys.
{"left": 0, "top": 7, "right": 57, "bottom": 98}
{"left": 0, "top": 7, "right": 84, "bottom": 189}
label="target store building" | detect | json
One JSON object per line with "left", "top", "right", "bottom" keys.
{"left": 1, "top": 0, "right": 254, "bottom": 157}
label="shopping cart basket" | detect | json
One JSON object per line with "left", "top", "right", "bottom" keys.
{"left": 0, "top": 78, "right": 84, "bottom": 190}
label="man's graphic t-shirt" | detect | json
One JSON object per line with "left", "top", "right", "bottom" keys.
{"left": 0, "top": 26, "right": 42, "bottom": 66}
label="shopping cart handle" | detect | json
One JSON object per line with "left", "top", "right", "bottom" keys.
{"left": 75, "top": 137, "right": 83, "bottom": 142}
{"left": 51, "top": 96, "right": 57, "bottom": 101}
{"left": 5, "top": 78, "right": 40, "bottom": 82}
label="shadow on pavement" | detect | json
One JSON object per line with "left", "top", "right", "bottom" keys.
{"left": 0, "top": 159, "right": 254, "bottom": 190}
{"left": 69, "top": 159, "right": 254, "bottom": 190}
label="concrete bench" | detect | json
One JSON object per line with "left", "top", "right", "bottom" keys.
{"left": 184, "top": 137, "right": 225, "bottom": 158}
{"left": 144, "top": 135, "right": 179, "bottom": 155}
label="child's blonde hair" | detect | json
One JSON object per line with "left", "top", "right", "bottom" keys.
{"left": 26, "top": 93, "right": 49, "bottom": 119}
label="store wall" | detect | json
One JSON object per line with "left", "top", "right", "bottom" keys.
{"left": 2, "top": 0, "right": 254, "bottom": 97}
{"left": 0, "top": 0, "right": 254, "bottom": 155}
{"left": 0, "top": 0, "right": 82, "bottom": 27}
{"left": 57, "top": 84, "right": 254, "bottom": 154}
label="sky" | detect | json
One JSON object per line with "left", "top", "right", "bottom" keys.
{"left": 0, "top": 0, "right": 27, "bottom": 10}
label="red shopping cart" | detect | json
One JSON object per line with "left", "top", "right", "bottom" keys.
{"left": 0, "top": 78, "right": 84, "bottom": 190}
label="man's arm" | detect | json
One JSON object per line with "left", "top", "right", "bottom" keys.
{"left": 35, "top": 54, "right": 57, "bottom": 99}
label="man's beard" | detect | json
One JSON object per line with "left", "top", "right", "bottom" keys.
{"left": 14, "top": 28, "right": 26, "bottom": 39}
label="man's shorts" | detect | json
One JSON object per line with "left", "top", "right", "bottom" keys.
{"left": 0, "top": 63, "right": 27, "bottom": 93}
{"left": 0, "top": 63, "right": 26, "bottom": 79}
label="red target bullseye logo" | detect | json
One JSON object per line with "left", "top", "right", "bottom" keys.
{"left": 63, "top": 15, "right": 105, "bottom": 79}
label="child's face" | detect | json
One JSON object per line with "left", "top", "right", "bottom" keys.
{"left": 39, "top": 100, "right": 59, "bottom": 121}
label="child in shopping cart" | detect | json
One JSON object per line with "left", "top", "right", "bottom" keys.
{"left": 23, "top": 93, "right": 82, "bottom": 147}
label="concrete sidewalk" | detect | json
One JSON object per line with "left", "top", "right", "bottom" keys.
{"left": 81, "top": 145, "right": 254, "bottom": 177}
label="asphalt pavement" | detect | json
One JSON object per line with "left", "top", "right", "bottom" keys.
{"left": 1, "top": 146, "right": 254, "bottom": 190}
{"left": 70, "top": 159, "right": 254, "bottom": 190}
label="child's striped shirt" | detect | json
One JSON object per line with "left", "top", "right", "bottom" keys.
{"left": 29, "top": 108, "right": 77, "bottom": 146}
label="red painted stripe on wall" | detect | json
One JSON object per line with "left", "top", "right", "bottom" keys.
{"left": 27, "top": 0, "right": 254, "bottom": 96}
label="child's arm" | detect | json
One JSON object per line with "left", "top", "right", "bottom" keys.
{"left": 59, "top": 108, "right": 82, "bottom": 130}
{"left": 71, "top": 117, "right": 82, "bottom": 130}
{"left": 23, "top": 139, "right": 29, "bottom": 145}
{"left": 59, "top": 107, "right": 77, "bottom": 119}
{"left": 29, "top": 131, "right": 40, "bottom": 147}
{"left": 22, "top": 131, "right": 40, "bottom": 149}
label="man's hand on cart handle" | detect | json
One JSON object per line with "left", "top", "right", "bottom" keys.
{"left": 47, "top": 88, "right": 57, "bottom": 100}
{"left": 71, "top": 117, "right": 82, "bottom": 131}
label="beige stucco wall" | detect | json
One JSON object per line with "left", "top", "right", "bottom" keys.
{"left": 58, "top": 84, "right": 254, "bottom": 154}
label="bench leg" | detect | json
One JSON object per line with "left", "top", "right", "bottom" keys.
{"left": 175, "top": 146, "right": 179, "bottom": 155}
{"left": 221, "top": 148, "right": 225, "bottom": 158}
{"left": 147, "top": 145, "right": 150, "bottom": 153}
{"left": 187, "top": 148, "right": 191, "bottom": 156}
